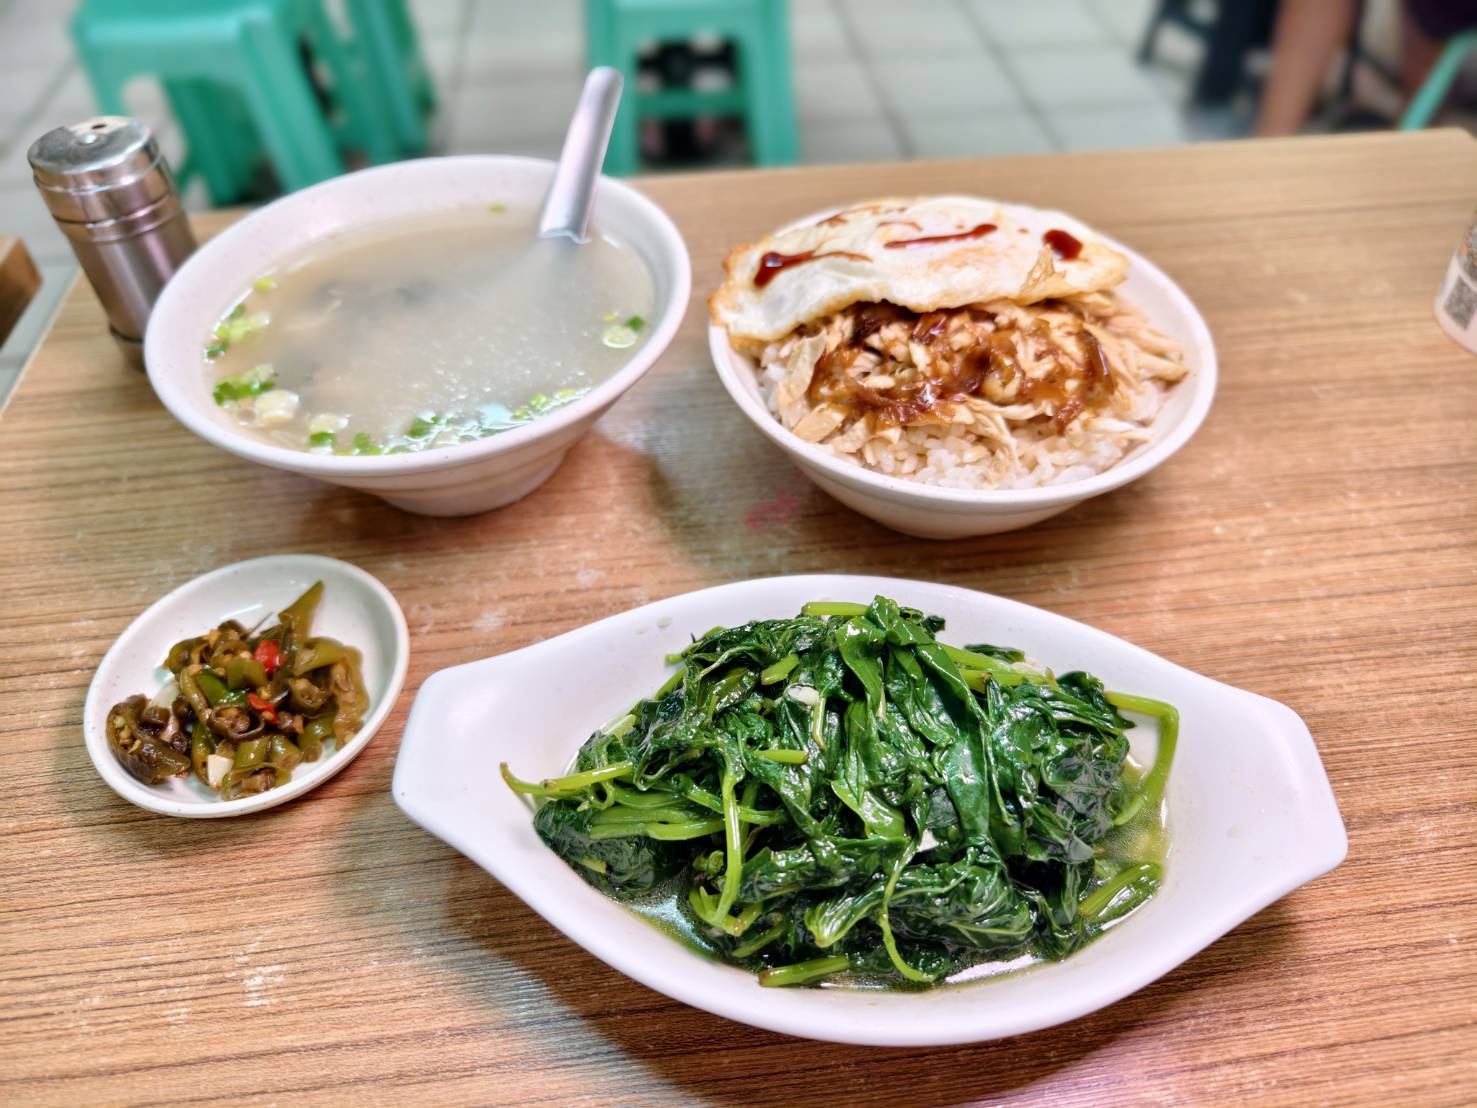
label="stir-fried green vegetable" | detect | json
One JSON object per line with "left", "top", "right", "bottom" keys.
{"left": 106, "top": 581, "right": 369, "bottom": 799}
{"left": 504, "top": 597, "right": 1177, "bottom": 989}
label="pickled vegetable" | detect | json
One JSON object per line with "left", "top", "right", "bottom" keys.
{"left": 104, "top": 581, "right": 368, "bottom": 799}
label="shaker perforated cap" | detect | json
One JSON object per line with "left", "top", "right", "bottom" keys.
{"left": 28, "top": 116, "right": 173, "bottom": 224}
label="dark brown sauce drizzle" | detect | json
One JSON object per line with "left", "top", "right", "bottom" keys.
{"left": 884, "top": 222, "right": 998, "bottom": 250}
{"left": 754, "top": 249, "right": 869, "bottom": 287}
{"left": 807, "top": 302, "right": 1112, "bottom": 431}
{"left": 1043, "top": 228, "right": 1083, "bottom": 260}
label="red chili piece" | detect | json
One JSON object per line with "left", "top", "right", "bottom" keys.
{"left": 253, "top": 639, "right": 282, "bottom": 676}
{"left": 247, "top": 691, "right": 277, "bottom": 722}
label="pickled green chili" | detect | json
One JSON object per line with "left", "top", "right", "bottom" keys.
{"left": 104, "top": 580, "right": 369, "bottom": 798}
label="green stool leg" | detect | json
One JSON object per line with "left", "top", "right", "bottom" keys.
{"left": 298, "top": 0, "right": 400, "bottom": 165}
{"left": 238, "top": 13, "right": 344, "bottom": 190}
{"left": 166, "top": 80, "right": 262, "bottom": 204}
{"left": 743, "top": 0, "right": 796, "bottom": 166}
{"left": 342, "top": 0, "right": 429, "bottom": 155}
{"left": 585, "top": 0, "right": 640, "bottom": 175}
{"left": 1399, "top": 30, "right": 1477, "bottom": 130}
{"left": 389, "top": 0, "right": 438, "bottom": 114}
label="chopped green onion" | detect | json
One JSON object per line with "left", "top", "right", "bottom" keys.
{"left": 601, "top": 323, "right": 638, "bottom": 349}
{"left": 204, "top": 341, "right": 226, "bottom": 360}
{"left": 212, "top": 364, "right": 276, "bottom": 406}
{"left": 351, "top": 431, "right": 383, "bottom": 456}
{"left": 253, "top": 275, "right": 277, "bottom": 293}
{"left": 213, "top": 309, "right": 269, "bottom": 347}
{"left": 625, "top": 315, "right": 645, "bottom": 331}
{"left": 308, "top": 430, "right": 335, "bottom": 448}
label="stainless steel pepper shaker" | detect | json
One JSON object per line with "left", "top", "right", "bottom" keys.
{"left": 28, "top": 116, "right": 197, "bottom": 367}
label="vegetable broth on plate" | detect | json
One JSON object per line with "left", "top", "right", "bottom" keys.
{"left": 203, "top": 205, "right": 656, "bottom": 455}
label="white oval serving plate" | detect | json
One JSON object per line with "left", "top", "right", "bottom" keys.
{"left": 86, "top": 555, "right": 409, "bottom": 818}
{"left": 392, "top": 575, "right": 1344, "bottom": 1046}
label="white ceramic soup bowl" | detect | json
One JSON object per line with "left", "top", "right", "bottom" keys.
{"left": 146, "top": 156, "right": 691, "bottom": 516}
{"left": 709, "top": 221, "right": 1216, "bottom": 539}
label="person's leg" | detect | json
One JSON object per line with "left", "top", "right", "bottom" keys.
{"left": 1400, "top": 0, "right": 1477, "bottom": 88}
{"left": 1253, "top": 0, "right": 1360, "bottom": 136}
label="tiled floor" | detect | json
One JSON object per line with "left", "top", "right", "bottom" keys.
{"left": 0, "top": 0, "right": 1229, "bottom": 397}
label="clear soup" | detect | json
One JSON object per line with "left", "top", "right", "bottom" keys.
{"left": 203, "top": 205, "right": 656, "bottom": 455}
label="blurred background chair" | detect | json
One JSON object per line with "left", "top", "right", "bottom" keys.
{"left": 1401, "top": 26, "right": 1477, "bottom": 126}
{"left": 584, "top": 0, "right": 797, "bottom": 175}
{"left": 71, "top": 0, "right": 433, "bottom": 204}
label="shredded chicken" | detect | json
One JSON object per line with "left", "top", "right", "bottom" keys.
{"left": 757, "top": 293, "right": 1188, "bottom": 491}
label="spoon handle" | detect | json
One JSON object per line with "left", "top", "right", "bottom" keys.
{"left": 538, "top": 67, "right": 624, "bottom": 243}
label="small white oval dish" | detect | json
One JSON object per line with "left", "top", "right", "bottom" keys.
{"left": 708, "top": 209, "right": 1217, "bottom": 539}
{"left": 392, "top": 575, "right": 1344, "bottom": 1046}
{"left": 86, "top": 555, "right": 409, "bottom": 818}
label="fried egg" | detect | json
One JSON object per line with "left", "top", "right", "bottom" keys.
{"left": 709, "top": 196, "right": 1129, "bottom": 346}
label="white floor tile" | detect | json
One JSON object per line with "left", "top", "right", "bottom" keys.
{"left": 423, "top": 33, "right": 463, "bottom": 88}
{"left": 0, "top": 7, "right": 72, "bottom": 70}
{"left": 447, "top": 77, "right": 584, "bottom": 150}
{"left": 873, "top": 56, "right": 1022, "bottom": 115}
{"left": 1083, "top": 0, "right": 1157, "bottom": 46}
{"left": 902, "top": 112, "right": 1055, "bottom": 158}
{"left": 40, "top": 68, "right": 107, "bottom": 133}
{"left": 843, "top": 0, "right": 985, "bottom": 58}
{"left": 795, "top": 60, "right": 884, "bottom": 121}
{"left": 966, "top": 0, "right": 1109, "bottom": 48}
{"left": 800, "top": 116, "right": 904, "bottom": 164}
{"left": 0, "top": 59, "right": 70, "bottom": 144}
{"left": 790, "top": 0, "right": 852, "bottom": 61}
{"left": 410, "top": 0, "right": 469, "bottom": 36}
{"left": 461, "top": 30, "right": 583, "bottom": 80}
{"left": 0, "top": 185, "right": 70, "bottom": 263}
{"left": 1044, "top": 101, "right": 1187, "bottom": 151}
{"left": 1005, "top": 44, "right": 1165, "bottom": 108}
{"left": 0, "top": 140, "right": 34, "bottom": 189}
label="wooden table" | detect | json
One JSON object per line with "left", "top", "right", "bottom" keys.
{"left": 0, "top": 235, "right": 42, "bottom": 346}
{"left": 3, "top": 131, "right": 1475, "bottom": 1106}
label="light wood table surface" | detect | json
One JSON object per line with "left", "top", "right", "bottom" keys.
{"left": 2, "top": 131, "right": 1475, "bottom": 1106}
{"left": 0, "top": 235, "right": 42, "bottom": 345}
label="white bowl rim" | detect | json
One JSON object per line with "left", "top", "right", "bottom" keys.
{"left": 708, "top": 205, "right": 1217, "bottom": 509}
{"left": 145, "top": 155, "right": 692, "bottom": 477}
{"left": 83, "top": 554, "right": 410, "bottom": 818}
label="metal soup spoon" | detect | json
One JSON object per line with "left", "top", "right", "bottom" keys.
{"left": 539, "top": 67, "right": 624, "bottom": 243}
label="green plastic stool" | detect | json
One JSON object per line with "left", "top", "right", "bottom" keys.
{"left": 164, "top": 0, "right": 435, "bottom": 203}
{"left": 584, "top": 0, "right": 798, "bottom": 175}
{"left": 72, "top": 0, "right": 402, "bottom": 201}
{"left": 1399, "top": 29, "right": 1477, "bottom": 130}
{"left": 345, "top": 0, "right": 435, "bottom": 154}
